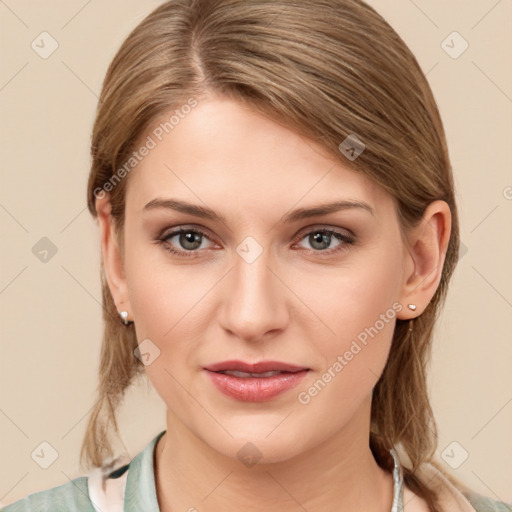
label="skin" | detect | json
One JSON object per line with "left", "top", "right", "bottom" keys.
{"left": 96, "top": 93, "right": 450, "bottom": 512}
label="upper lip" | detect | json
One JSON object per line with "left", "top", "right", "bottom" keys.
{"left": 204, "top": 360, "right": 309, "bottom": 373}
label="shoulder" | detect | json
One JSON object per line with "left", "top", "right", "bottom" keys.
{"left": 462, "top": 490, "right": 512, "bottom": 512}
{"left": 1, "top": 475, "right": 96, "bottom": 512}
{"left": 1, "top": 430, "right": 165, "bottom": 512}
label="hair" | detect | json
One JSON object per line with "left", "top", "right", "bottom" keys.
{"left": 82, "top": 1, "right": 462, "bottom": 509}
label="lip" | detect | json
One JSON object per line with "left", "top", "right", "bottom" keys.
{"left": 203, "top": 360, "right": 310, "bottom": 402}
{"left": 204, "top": 360, "right": 309, "bottom": 373}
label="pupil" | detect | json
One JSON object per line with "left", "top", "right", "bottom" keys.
{"left": 182, "top": 231, "right": 200, "bottom": 249}
{"left": 312, "top": 232, "right": 329, "bottom": 250}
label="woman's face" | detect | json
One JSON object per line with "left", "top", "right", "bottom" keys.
{"left": 116, "top": 94, "right": 413, "bottom": 462}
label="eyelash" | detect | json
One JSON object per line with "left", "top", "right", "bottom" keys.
{"left": 155, "top": 226, "right": 355, "bottom": 259}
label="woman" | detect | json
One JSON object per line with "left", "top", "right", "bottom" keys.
{"left": 3, "top": 0, "right": 510, "bottom": 511}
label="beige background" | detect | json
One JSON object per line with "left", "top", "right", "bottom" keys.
{"left": 1, "top": 0, "right": 511, "bottom": 507}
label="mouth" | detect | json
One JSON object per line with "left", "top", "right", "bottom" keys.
{"left": 203, "top": 360, "right": 310, "bottom": 402}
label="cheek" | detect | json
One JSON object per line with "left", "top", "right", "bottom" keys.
{"left": 297, "top": 243, "right": 404, "bottom": 400}
{"left": 123, "top": 242, "right": 220, "bottom": 385}
{"left": 124, "top": 237, "right": 207, "bottom": 338}
{"left": 123, "top": 248, "right": 206, "bottom": 409}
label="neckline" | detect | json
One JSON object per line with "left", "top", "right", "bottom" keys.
{"left": 122, "top": 430, "right": 405, "bottom": 512}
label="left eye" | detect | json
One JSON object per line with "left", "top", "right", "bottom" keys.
{"left": 294, "top": 229, "right": 354, "bottom": 253}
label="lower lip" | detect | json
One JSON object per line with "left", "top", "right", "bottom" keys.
{"left": 204, "top": 369, "right": 309, "bottom": 402}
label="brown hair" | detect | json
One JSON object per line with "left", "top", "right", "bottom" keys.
{"left": 82, "top": 1, "right": 460, "bottom": 509}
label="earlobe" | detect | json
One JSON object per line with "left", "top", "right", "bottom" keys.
{"left": 95, "top": 195, "right": 132, "bottom": 318}
{"left": 397, "top": 200, "right": 452, "bottom": 319}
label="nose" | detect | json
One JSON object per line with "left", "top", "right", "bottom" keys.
{"left": 217, "top": 243, "right": 289, "bottom": 343}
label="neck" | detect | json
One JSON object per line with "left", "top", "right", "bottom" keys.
{"left": 154, "top": 398, "right": 393, "bottom": 512}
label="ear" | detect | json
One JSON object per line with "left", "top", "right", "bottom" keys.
{"left": 95, "top": 194, "right": 132, "bottom": 320}
{"left": 396, "top": 200, "right": 452, "bottom": 320}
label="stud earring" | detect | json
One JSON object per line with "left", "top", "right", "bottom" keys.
{"left": 119, "top": 310, "right": 131, "bottom": 326}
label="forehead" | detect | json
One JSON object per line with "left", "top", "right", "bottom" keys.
{"left": 126, "top": 96, "right": 393, "bottom": 221}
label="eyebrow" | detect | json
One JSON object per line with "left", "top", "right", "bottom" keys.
{"left": 143, "top": 198, "right": 374, "bottom": 224}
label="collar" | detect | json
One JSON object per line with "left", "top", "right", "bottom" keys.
{"left": 390, "top": 448, "right": 405, "bottom": 512}
{"left": 122, "top": 430, "right": 166, "bottom": 511}
{"left": 87, "top": 430, "right": 164, "bottom": 512}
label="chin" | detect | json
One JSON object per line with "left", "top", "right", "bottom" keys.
{"left": 198, "top": 422, "right": 310, "bottom": 467}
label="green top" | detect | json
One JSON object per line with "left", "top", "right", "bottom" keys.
{"left": 2, "top": 430, "right": 511, "bottom": 512}
{"left": 1, "top": 430, "right": 166, "bottom": 512}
